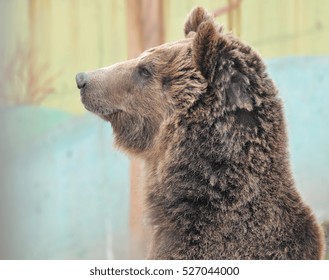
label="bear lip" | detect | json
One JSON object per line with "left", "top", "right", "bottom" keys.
{"left": 82, "top": 102, "right": 121, "bottom": 117}
{"left": 80, "top": 93, "right": 121, "bottom": 117}
{"left": 102, "top": 109, "right": 121, "bottom": 117}
{"left": 96, "top": 108, "right": 121, "bottom": 117}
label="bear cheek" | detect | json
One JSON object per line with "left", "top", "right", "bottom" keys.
{"left": 100, "top": 73, "right": 135, "bottom": 112}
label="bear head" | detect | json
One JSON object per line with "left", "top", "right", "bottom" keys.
{"left": 76, "top": 6, "right": 272, "bottom": 156}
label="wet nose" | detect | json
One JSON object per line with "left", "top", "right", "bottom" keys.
{"left": 75, "top": 72, "right": 88, "bottom": 89}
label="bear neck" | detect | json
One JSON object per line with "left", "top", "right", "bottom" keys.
{"left": 144, "top": 93, "right": 295, "bottom": 244}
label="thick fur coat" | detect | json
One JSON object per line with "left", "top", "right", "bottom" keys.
{"left": 77, "top": 7, "right": 325, "bottom": 259}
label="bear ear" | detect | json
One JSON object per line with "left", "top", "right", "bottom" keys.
{"left": 192, "top": 20, "right": 219, "bottom": 82}
{"left": 184, "top": 6, "right": 214, "bottom": 37}
{"left": 192, "top": 21, "right": 253, "bottom": 111}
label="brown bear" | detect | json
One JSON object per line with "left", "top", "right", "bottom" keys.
{"left": 76, "top": 7, "right": 325, "bottom": 259}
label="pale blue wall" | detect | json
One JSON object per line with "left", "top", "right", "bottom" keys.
{"left": 0, "top": 107, "right": 130, "bottom": 259}
{"left": 0, "top": 56, "right": 328, "bottom": 259}
{"left": 267, "top": 56, "right": 329, "bottom": 221}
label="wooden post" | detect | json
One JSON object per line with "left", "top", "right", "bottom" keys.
{"left": 214, "top": 1, "right": 242, "bottom": 36}
{"left": 28, "top": 0, "right": 37, "bottom": 104}
{"left": 126, "top": 0, "right": 164, "bottom": 259}
{"left": 235, "top": 1, "right": 241, "bottom": 37}
{"left": 227, "top": 0, "right": 233, "bottom": 32}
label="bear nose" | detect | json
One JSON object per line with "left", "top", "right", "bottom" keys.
{"left": 75, "top": 72, "right": 88, "bottom": 89}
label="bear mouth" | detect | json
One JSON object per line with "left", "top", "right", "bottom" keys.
{"left": 81, "top": 94, "right": 121, "bottom": 117}
{"left": 102, "top": 109, "right": 121, "bottom": 117}
{"left": 83, "top": 102, "right": 121, "bottom": 118}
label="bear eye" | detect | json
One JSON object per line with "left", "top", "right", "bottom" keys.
{"left": 138, "top": 66, "right": 152, "bottom": 78}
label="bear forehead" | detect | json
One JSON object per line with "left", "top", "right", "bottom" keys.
{"left": 138, "top": 38, "right": 192, "bottom": 61}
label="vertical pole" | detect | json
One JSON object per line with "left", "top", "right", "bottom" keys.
{"left": 235, "top": 0, "right": 241, "bottom": 37}
{"left": 141, "top": 0, "right": 164, "bottom": 49}
{"left": 227, "top": 0, "right": 233, "bottom": 32}
{"left": 126, "top": 0, "right": 164, "bottom": 259}
{"left": 126, "top": 0, "right": 144, "bottom": 259}
{"left": 126, "top": 0, "right": 143, "bottom": 58}
{"left": 28, "top": 0, "right": 37, "bottom": 104}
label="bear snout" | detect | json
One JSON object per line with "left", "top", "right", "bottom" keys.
{"left": 75, "top": 72, "right": 88, "bottom": 90}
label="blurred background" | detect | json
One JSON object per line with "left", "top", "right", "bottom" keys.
{"left": 0, "top": 0, "right": 328, "bottom": 259}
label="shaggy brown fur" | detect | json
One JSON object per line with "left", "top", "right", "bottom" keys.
{"left": 76, "top": 7, "right": 325, "bottom": 259}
